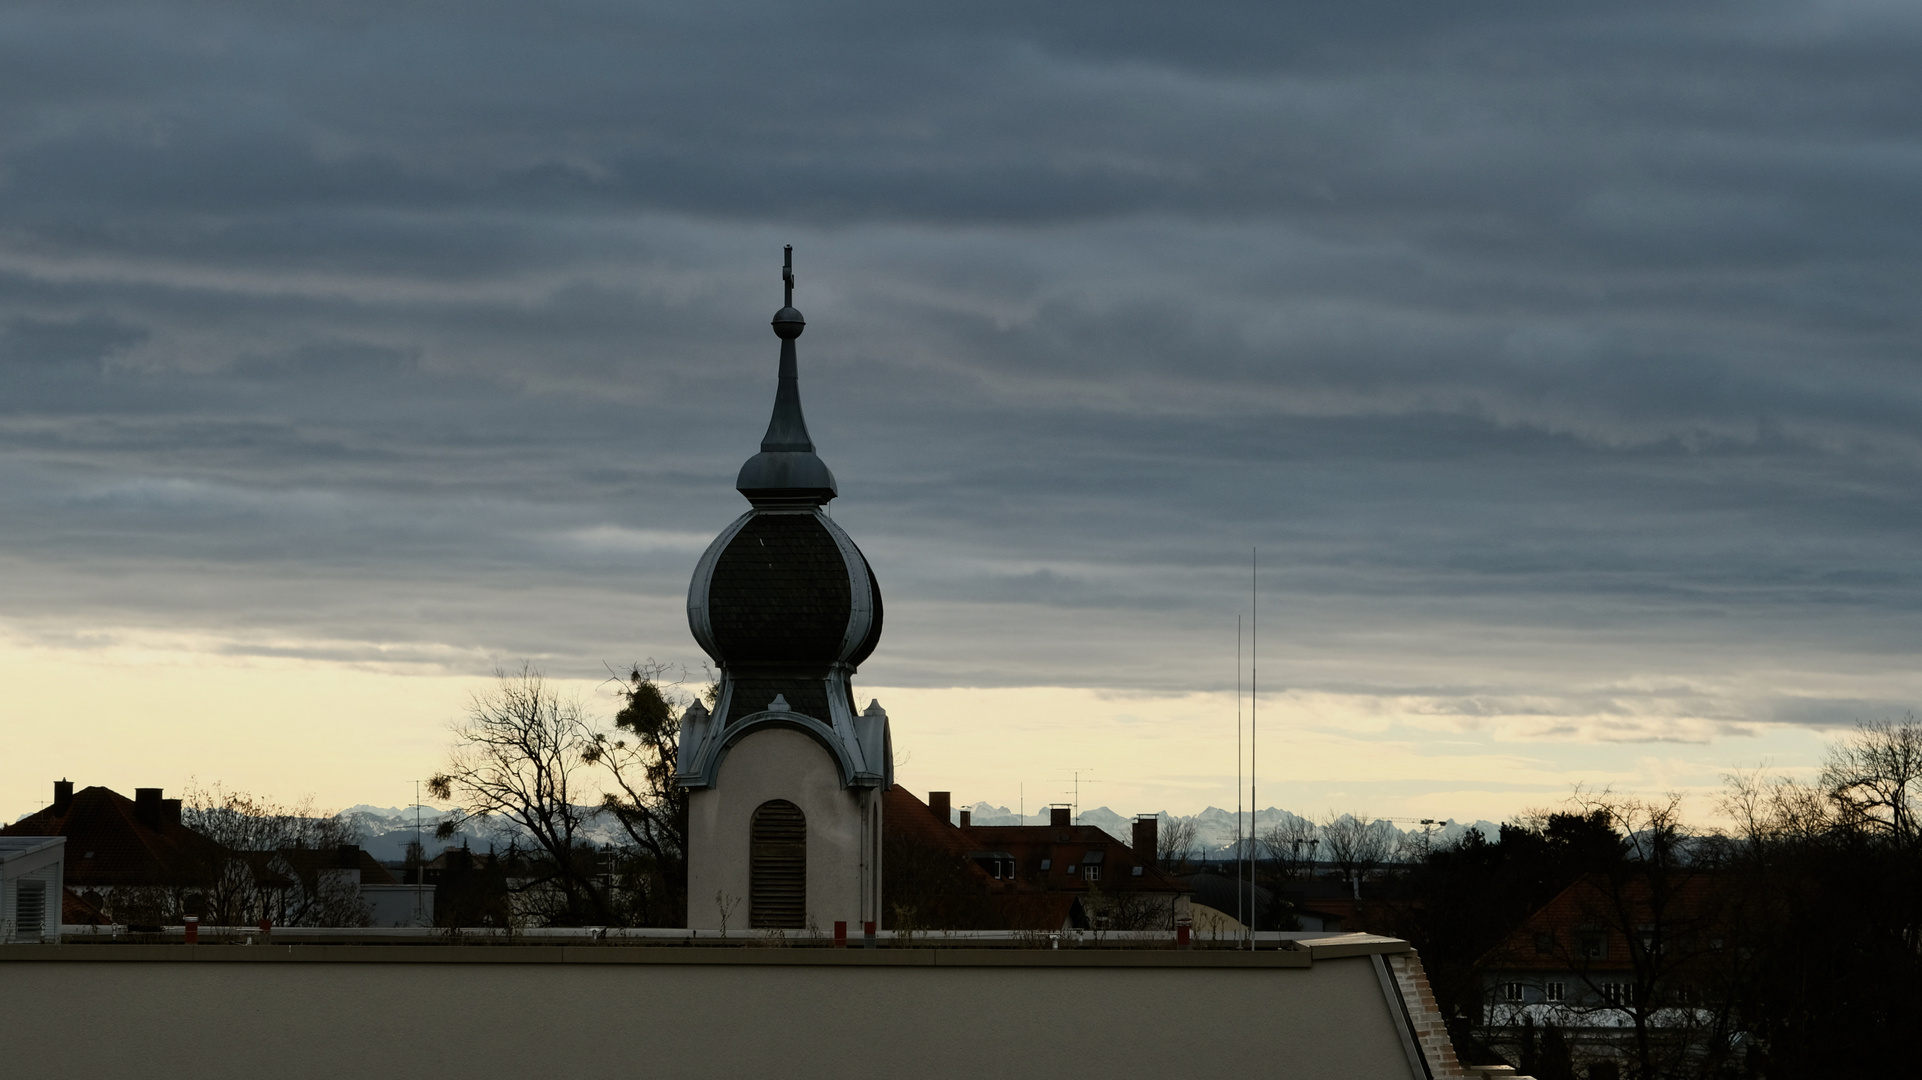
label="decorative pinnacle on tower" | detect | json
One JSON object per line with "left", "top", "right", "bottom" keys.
{"left": 736, "top": 245, "right": 837, "bottom": 506}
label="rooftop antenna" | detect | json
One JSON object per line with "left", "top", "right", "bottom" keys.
{"left": 1250, "top": 547, "right": 1258, "bottom": 950}
{"left": 1062, "top": 769, "right": 1098, "bottom": 824}
{"left": 1236, "top": 612, "right": 1243, "bottom": 933}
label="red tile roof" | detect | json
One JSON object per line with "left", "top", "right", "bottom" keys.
{"left": 63, "top": 887, "right": 110, "bottom": 925}
{"left": 2, "top": 786, "right": 224, "bottom": 888}
{"left": 884, "top": 786, "right": 1188, "bottom": 931}
{"left": 953, "top": 821, "right": 1188, "bottom": 895}
{"left": 1478, "top": 872, "right": 1731, "bottom": 973}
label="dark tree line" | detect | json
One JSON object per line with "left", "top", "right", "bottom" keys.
{"left": 1379, "top": 720, "right": 1922, "bottom": 1080}
{"left": 1714, "top": 719, "right": 1922, "bottom": 1079}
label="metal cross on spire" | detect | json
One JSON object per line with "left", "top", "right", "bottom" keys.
{"left": 783, "top": 244, "right": 795, "bottom": 307}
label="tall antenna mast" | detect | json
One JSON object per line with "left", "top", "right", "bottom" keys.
{"left": 415, "top": 779, "right": 425, "bottom": 924}
{"left": 1236, "top": 612, "right": 1243, "bottom": 932}
{"left": 1250, "top": 546, "right": 1258, "bottom": 950}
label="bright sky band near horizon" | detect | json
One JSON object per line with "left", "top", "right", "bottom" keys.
{"left": 3, "top": 1, "right": 1919, "bottom": 826}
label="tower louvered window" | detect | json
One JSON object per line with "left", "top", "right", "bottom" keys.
{"left": 750, "top": 800, "right": 806, "bottom": 928}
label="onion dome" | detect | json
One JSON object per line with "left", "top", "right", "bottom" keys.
{"left": 687, "top": 509, "right": 884, "bottom": 724}
{"left": 686, "top": 245, "right": 884, "bottom": 734}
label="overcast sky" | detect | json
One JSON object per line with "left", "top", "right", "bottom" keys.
{"left": 3, "top": 0, "right": 1918, "bottom": 823}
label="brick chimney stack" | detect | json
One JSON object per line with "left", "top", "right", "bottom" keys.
{"left": 53, "top": 779, "right": 74, "bottom": 816}
{"left": 1133, "top": 815, "right": 1159, "bottom": 868}
{"left": 1050, "top": 806, "right": 1071, "bottom": 828}
{"left": 134, "top": 787, "right": 163, "bottom": 828}
{"left": 928, "top": 791, "right": 951, "bottom": 825}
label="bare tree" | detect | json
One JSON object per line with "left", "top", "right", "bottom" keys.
{"left": 1715, "top": 723, "right": 1922, "bottom": 1077}
{"left": 1083, "top": 884, "right": 1175, "bottom": 934}
{"left": 1820, "top": 716, "right": 1922, "bottom": 847}
{"left": 1320, "top": 812, "right": 1392, "bottom": 897}
{"left": 429, "top": 665, "right": 609, "bottom": 925}
{"left": 1721, "top": 768, "right": 1833, "bottom": 847}
{"left": 179, "top": 782, "right": 367, "bottom": 927}
{"left": 1260, "top": 814, "right": 1321, "bottom": 882}
{"left": 1156, "top": 815, "right": 1199, "bottom": 874}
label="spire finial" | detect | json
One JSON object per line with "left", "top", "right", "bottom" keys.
{"left": 771, "top": 245, "right": 805, "bottom": 341}
{"left": 738, "top": 244, "right": 836, "bottom": 506}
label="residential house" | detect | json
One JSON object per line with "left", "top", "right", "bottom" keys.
{"left": 885, "top": 788, "right": 1191, "bottom": 932}
{"left": 1476, "top": 872, "right": 1741, "bottom": 1080}
{"left": 2, "top": 781, "right": 222, "bottom": 927}
{"left": 2, "top": 779, "right": 424, "bottom": 928}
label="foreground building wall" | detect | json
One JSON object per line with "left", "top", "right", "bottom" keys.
{"left": 0, "top": 938, "right": 1455, "bottom": 1080}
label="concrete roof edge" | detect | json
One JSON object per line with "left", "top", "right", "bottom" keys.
{"left": 0, "top": 941, "right": 1411, "bottom": 967}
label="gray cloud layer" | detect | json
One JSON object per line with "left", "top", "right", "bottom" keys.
{"left": 1, "top": 0, "right": 1918, "bottom": 738}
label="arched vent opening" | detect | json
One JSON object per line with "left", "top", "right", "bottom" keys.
{"left": 750, "top": 799, "right": 807, "bottom": 929}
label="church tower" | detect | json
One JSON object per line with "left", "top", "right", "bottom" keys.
{"left": 677, "top": 247, "right": 891, "bottom": 932}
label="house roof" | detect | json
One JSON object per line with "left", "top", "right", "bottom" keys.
{"left": 272, "top": 845, "right": 398, "bottom": 886}
{"left": 1182, "top": 871, "right": 1274, "bottom": 926}
{"left": 3, "top": 786, "right": 393, "bottom": 893}
{"left": 884, "top": 787, "right": 1094, "bottom": 930}
{"left": 1, "top": 786, "right": 224, "bottom": 888}
{"left": 885, "top": 786, "right": 979, "bottom": 857}
{"left": 1478, "top": 872, "right": 1731, "bottom": 973}
{"left": 886, "top": 786, "right": 1188, "bottom": 896}
{"left": 962, "top": 824, "right": 1186, "bottom": 894}
{"left": 62, "top": 887, "right": 109, "bottom": 925}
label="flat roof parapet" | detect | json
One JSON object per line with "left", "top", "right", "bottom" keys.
{"left": 3, "top": 933, "right": 1410, "bottom": 968}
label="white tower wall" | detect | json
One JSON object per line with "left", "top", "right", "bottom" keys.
{"left": 686, "top": 727, "right": 882, "bottom": 932}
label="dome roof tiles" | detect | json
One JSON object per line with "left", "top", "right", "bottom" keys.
{"left": 706, "top": 513, "right": 854, "bottom": 665}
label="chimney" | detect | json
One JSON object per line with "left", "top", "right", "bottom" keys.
{"left": 53, "top": 779, "right": 74, "bottom": 816}
{"left": 1133, "top": 815, "right": 1159, "bottom": 868}
{"left": 959, "top": 809, "right": 972, "bottom": 827}
{"left": 1050, "top": 806, "right": 1071, "bottom": 828}
{"left": 161, "top": 798, "right": 183, "bottom": 827}
{"left": 134, "top": 787, "right": 163, "bottom": 828}
{"left": 338, "top": 844, "right": 359, "bottom": 869}
{"left": 928, "top": 791, "right": 951, "bottom": 825}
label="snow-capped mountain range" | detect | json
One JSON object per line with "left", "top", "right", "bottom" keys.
{"left": 338, "top": 802, "right": 1497, "bottom": 863}
{"left": 959, "top": 802, "right": 1497, "bottom": 856}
